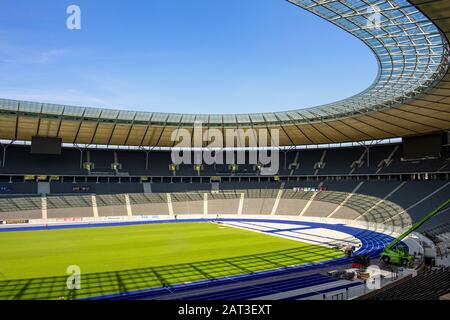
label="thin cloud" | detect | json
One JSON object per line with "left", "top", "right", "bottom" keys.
{"left": 0, "top": 89, "right": 111, "bottom": 108}
{"left": 0, "top": 42, "right": 71, "bottom": 65}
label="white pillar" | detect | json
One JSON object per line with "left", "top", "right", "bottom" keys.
{"left": 92, "top": 195, "right": 99, "bottom": 218}
{"left": 271, "top": 188, "right": 284, "bottom": 216}
{"left": 167, "top": 194, "right": 174, "bottom": 216}
{"left": 42, "top": 196, "right": 48, "bottom": 220}
{"left": 203, "top": 193, "right": 208, "bottom": 216}
{"left": 237, "top": 193, "right": 245, "bottom": 215}
{"left": 125, "top": 194, "right": 133, "bottom": 217}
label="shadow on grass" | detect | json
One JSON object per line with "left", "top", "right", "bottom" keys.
{"left": 0, "top": 245, "right": 343, "bottom": 300}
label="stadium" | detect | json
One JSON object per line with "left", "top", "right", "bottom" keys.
{"left": 0, "top": 0, "right": 449, "bottom": 302}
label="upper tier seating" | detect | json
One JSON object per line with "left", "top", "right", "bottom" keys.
{"left": 0, "top": 143, "right": 448, "bottom": 177}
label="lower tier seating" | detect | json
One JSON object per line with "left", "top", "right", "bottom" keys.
{"left": 2, "top": 181, "right": 448, "bottom": 233}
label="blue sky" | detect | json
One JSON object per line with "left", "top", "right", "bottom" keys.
{"left": 0, "top": 0, "right": 378, "bottom": 114}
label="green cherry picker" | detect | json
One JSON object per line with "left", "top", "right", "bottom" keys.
{"left": 380, "top": 198, "right": 450, "bottom": 267}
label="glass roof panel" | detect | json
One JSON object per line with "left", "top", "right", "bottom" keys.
{"left": 83, "top": 108, "right": 102, "bottom": 118}
{"left": 195, "top": 115, "right": 209, "bottom": 124}
{"left": 0, "top": 99, "right": 19, "bottom": 111}
{"left": 167, "top": 114, "right": 183, "bottom": 123}
{"left": 0, "top": 0, "right": 447, "bottom": 129}
{"left": 236, "top": 114, "right": 251, "bottom": 123}
{"left": 19, "top": 101, "right": 42, "bottom": 113}
{"left": 263, "top": 113, "right": 278, "bottom": 122}
{"left": 42, "top": 104, "right": 64, "bottom": 115}
{"left": 287, "top": 112, "right": 303, "bottom": 120}
{"left": 99, "top": 109, "right": 119, "bottom": 120}
{"left": 249, "top": 114, "right": 265, "bottom": 123}
{"left": 273, "top": 112, "right": 291, "bottom": 122}
{"left": 222, "top": 114, "right": 237, "bottom": 123}
{"left": 209, "top": 115, "right": 223, "bottom": 124}
{"left": 151, "top": 113, "right": 168, "bottom": 123}
{"left": 135, "top": 112, "right": 152, "bottom": 122}
{"left": 181, "top": 114, "right": 196, "bottom": 123}
{"left": 63, "top": 106, "right": 85, "bottom": 117}
{"left": 118, "top": 111, "right": 136, "bottom": 121}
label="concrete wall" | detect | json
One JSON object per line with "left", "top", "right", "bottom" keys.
{"left": 208, "top": 199, "right": 240, "bottom": 215}
{"left": 0, "top": 209, "right": 42, "bottom": 220}
{"left": 242, "top": 198, "right": 276, "bottom": 215}
{"left": 173, "top": 201, "right": 204, "bottom": 215}
{"left": 130, "top": 203, "right": 170, "bottom": 216}
{"left": 97, "top": 205, "right": 128, "bottom": 217}
{"left": 276, "top": 199, "right": 310, "bottom": 216}
{"left": 47, "top": 207, "right": 93, "bottom": 219}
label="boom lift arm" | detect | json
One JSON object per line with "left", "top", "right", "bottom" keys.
{"left": 381, "top": 198, "right": 450, "bottom": 266}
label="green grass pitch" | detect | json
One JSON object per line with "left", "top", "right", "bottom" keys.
{"left": 0, "top": 222, "right": 343, "bottom": 300}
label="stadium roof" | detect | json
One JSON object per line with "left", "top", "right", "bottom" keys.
{"left": 0, "top": 0, "right": 449, "bottom": 147}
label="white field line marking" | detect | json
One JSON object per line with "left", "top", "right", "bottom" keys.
{"left": 219, "top": 221, "right": 358, "bottom": 249}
